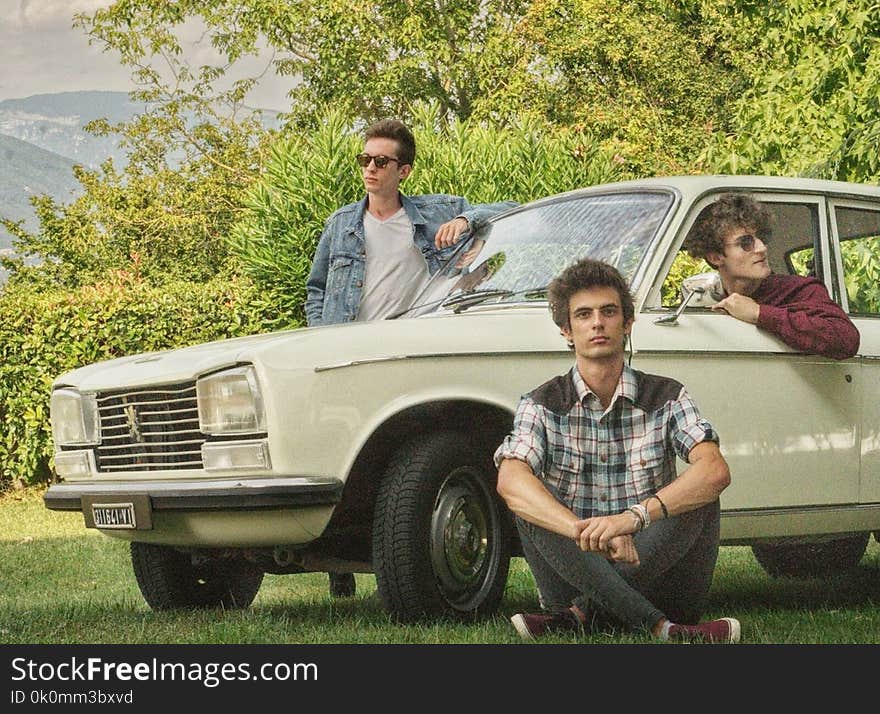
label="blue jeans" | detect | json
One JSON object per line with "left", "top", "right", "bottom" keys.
{"left": 515, "top": 500, "right": 720, "bottom": 633}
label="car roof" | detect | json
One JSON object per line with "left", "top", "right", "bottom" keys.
{"left": 522, "top": 174, "right": 880, "bottom": 209}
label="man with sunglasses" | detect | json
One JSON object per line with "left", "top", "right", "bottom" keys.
{"left": 683, "top": 193, "right": 859, "bottom": 360}
{"left": 305, "top": 119, "right": 515, "bottom": 328}
{"left": 305, "top": 119, "right": 515, "bottom": 597}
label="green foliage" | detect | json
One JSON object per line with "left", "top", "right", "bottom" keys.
{"left": 0, "top": 275, "right": 273, "bottom": 489}
{"left": 703, "top": 0, "right": 880, "bottom": 181}
{"left": 79, "top": 0, "right": 748, "bottom": 175}
{"left": 479, "top": 0, "right": 751, "bottom": 174}
{"left": 80, "top": 0, "right": 529, "bottom": 124}
{"left": 1, "top": 125, "right": 271, "bottom": 292}
{"left": 227, "top": 104, "right": 623, "bottom": 323}
{"left": 842, "top": 237, "right": 880, "bottom": 314}
{"left": 660, "top": 251, "right": 712, "bottom": 307}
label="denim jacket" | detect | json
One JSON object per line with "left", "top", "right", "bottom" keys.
{"left": 305, "top": 193, "right": 517, "bottom": 326}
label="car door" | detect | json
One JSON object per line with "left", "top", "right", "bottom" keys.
{"left": 828, "top": 199, "right": 880, "bottom": 504}
{"left": 633, "top": 191, "right": 861, "bottom": 515}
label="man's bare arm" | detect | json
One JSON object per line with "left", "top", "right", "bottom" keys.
{"left": 496, "top": 457, "right": 580, "bottom": 539}
{"left": 652, "top": 440, "right": 730, "bottom": 518}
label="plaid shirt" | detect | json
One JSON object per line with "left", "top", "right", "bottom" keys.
{"left": 494, "top": 364, "right": 718, "bottom": 518}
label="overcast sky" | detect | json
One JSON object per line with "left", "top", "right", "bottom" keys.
{"left": 0, "top": 0, "right": 294, "bottom": 111}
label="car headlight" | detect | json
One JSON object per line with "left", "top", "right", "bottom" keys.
{"left": 196, "top": 365, "right": 266, "bottom": 435}
{"left": 50, "top": 389, "right": 100, "bottom": 447}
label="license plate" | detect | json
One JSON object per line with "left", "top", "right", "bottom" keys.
{"left": 91, "top": 502, "right": 137, "bottom": 529}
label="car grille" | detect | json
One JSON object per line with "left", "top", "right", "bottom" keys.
{"left": 95, "top": 381, "right": 204, "bottom": 472}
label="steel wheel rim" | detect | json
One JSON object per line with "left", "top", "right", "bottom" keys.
{"left": 430, "top": 467, "right": 499, "bottom": 609}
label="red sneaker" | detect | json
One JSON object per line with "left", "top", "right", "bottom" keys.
{"left": 667, "top": 618, "right": 741, "bottom": 644}
{"left": 510, "top": 610, "right": 583, "bottom": 640}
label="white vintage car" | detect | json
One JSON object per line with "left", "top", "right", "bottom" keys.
{"left": 44, "top": 175, "right": 880, "bottom": 621}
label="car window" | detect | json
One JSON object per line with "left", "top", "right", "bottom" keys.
{"left": 409, "top": 190, "right": 675, "bottom": 315}
{"left": 835, "top": 205, "right": 880, "bottom": 316}
{"left": 660, "top": 200, "right": 821, "bottom": 309}
{"left": 784, "top": 246, "right": 817, "bottom": 277}
{"left": 660, "top": 252, "right": 712, "bottom": 308}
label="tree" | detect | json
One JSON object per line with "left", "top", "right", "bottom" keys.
{"left": 80, "top": 0, "right": 530, "bottom": 125}
{"left": 79, "top": 0, "right": 749, "bottom": 174}
{"left": 703, "top": 0, "right": 880, "bottom": 181}
{"left": 472, "top": 0, "right": 753, "bottom": 173}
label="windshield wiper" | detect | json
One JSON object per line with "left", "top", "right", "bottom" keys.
{"left": 388, "top": 284, "right": 548, "bottom": 320}
{"left": 520, "top": 287, "right": 548, "bottom": 301}
{"left": 439, "top": 288, "right": 514, "bottom": 312}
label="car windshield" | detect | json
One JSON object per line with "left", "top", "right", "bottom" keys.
{"left": 404, "top": 190, "right": 675, "bottom": 316}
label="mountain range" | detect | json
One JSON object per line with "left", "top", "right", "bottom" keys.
{"left": 0, "top": 91, "right": 142, "bottom": 261}
{"left": 0, "top": 91, "right": 280, "bottom": 281}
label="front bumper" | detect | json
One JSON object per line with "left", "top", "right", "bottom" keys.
{"left": 44, "top": 477, "right": 344, "bottom": 512}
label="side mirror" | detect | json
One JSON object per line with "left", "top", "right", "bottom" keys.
{"left": 654, "top": 272, "right": 720, "bottom": 326}
{"left": 654, "top": 286, "right": 706, "bottom": 325}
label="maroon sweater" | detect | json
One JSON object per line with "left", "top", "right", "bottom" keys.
{"left": 752, "top": 273, "right": 860, "bottom": 360}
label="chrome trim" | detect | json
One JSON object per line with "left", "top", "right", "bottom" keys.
{"left": 313, "top": 349, "right": 566, "bottom": 372}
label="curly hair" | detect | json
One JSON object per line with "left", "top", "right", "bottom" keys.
{"left": 683, "top": 193, "right": 773, "bottom": 266}
{"left": 364, "top": 119, "right": 416, "bottom": 166}
{"left": 548, "top": 258, "right": 635, "bottom": 331}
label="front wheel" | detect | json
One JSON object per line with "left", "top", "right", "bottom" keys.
{"left": 130, "top": 542, "right": 264, "bottom": 610}
{"left": 372, "top": 431, "right": 512, "bottom": 622}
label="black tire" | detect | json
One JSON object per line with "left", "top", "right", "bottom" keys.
{"left": 372, "top": 431, "right": 512, "bottom": 622}
{"left": 130, "top": 542, "right": 264, "bottom": 611}
{"left": 751, "top": 532, "right": 869, "bottom": 578}
{"left": 328, "top": 572, "right": 357, "bottom": 598}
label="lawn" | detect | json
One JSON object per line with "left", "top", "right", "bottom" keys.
{"left": 2, "top": 488, "right": 879, "bottom": 645}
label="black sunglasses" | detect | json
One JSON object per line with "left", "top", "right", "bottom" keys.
{"left": 724, "top": 233, "right": 768, "bottom": 252}
{"left": 356, "top": 153, "right": 400, "bottom": 169}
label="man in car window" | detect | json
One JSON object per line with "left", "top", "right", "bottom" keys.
{"left": 683, "top": 193, "right": 859, "bottom": 360}
{"left": 305, "top": 119, "right": 514, "bottom": 597}
{"left": 305, "top": 119, "right": 516, "bottom": 327}
{"left": 496, "top": 258, "right": 741, "bottom": 643}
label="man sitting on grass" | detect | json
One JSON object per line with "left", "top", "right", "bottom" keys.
{"left": 495, "top": 258, "right": 740, "bottom": 643}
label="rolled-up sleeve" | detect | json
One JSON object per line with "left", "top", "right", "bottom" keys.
{"left": 493, "top": 396, "right": 547, "bottom": 476}
{"left": 668, "top": 388, "right": 719, "bottom": 462}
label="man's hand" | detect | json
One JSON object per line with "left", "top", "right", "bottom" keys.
{"left": 605, "top": 534, "right": 640, "bottom": 565}
{"left": 574, "top": 512, "right": 639, "bottom": 558}
{"left": 434, "top": 216, "right": 469, "bottom": 248}
{"left": 711, "top": 293, "right": 760, "bottom": 324}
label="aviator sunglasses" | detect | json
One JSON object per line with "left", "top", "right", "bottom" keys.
{"left": 356, "top": 152, "right": 401, "bottom": 169}
{"left": 725, "top": 233, "right": 768, "bottom": 252}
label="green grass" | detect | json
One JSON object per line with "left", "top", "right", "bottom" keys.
{"left": 2, "top": 488, "right": 879, "bottom": 645}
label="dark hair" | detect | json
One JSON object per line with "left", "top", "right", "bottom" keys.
{"left": 364, "top": 119, "right": 416, "bottom": 166}
{"left": 548, "top": 258, "right": 635, "bottom": 331}
{"left": 683, "top": 193, "right": 773, "bottom": 266}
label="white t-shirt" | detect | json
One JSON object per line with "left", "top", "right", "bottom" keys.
{"left": 357, "top": 207, "right": 431, "bottom": 321}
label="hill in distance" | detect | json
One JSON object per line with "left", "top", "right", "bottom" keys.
{"left": 0, "top": 90, "right": 282, "bottom": 277}
{"left": 0, "top": 90, "right": 141, "bottom": 168}
{"left": 0, "top": 133, "right": 79, "bottom": 251}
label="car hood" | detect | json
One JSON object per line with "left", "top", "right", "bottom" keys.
{"left": 53, "top": 306, "right": 564, "bottom": 391}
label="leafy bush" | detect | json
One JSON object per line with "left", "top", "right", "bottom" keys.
{"left": 228, "top": 104, "right": 623, "bottom": 323}
{"left": 842, "top": 237, "right": 880, "bottom": 314}
{"left": 0, "top": 274, "right": 274, "bottom": 489}
{"left": 702, "top": 0, "right": 880, "bottom": 182}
